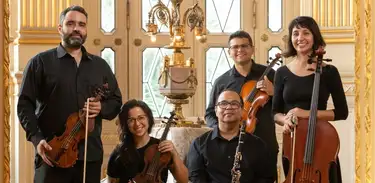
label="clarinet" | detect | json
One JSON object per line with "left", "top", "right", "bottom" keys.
{"left": 231, "top": 121, "right": 246, "bottom": 183}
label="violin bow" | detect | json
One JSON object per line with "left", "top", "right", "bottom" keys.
{"left": 83, "top": 98, "right": 90, "bottom": 183}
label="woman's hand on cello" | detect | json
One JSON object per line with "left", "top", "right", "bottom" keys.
{"left": 83, "top": 97, "right": 102, "bottom": 118}
{"left": 287, "top": 107, "right": 309, "bottom": 119}
{"left": 158, "top": 140, "right": 178, "bottom": 158}
{"left": 256, "top": 76, "right": 274, "bottom": 96}
{"left": 282, "top": 113, "right": 297, "bottom": 134}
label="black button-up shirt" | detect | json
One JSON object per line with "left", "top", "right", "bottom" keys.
{"left": 205, "top": 60, "right": 278, "bottom": 154}
{"left": 186, "top": 126, "right": 275, "bottom": 183}
{"left": 17, "top": 44, "right": 122, "bottom": 162}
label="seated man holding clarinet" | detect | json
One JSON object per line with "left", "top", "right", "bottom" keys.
{"left": 186, "top": 89, "right": 275, "bottom": 183}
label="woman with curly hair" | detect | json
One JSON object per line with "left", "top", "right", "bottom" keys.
{"left": 106, "top": 99, "right": 188, "bottom": 183}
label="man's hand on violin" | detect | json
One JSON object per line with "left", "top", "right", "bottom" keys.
{"left": 83, "top": 97, "right": 102, "bottom": 118}
{"left": 158, "top": 140, "right": 178, "bottom": 158}
{"left": 37, "top": 139, "right": 54, "bottom": 167}
{"left": 256, "top": 76, "right": 274, "bottom": 96}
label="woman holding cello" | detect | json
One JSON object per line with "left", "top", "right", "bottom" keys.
{"left": 272, "top": 16, "right": 348, "bottom": 183}
{"left": 106, "top": 99, "right": 188, "bottom": 183}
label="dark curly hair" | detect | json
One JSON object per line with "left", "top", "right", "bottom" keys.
{"left": 283, "top": 16, "right": 326, "bottom": 58}
{"left": 115, "top": 99, "right": 155, "bottom": 170}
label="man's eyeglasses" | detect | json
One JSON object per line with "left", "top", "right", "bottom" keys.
{"left": 216, "top": 101, "right": 242, "bottom": 109}
{"left": 127, "top": 115, "right": 147, "bottom": 124}
{"left": 229, "top": 44, "right": 252, "bottom": 51}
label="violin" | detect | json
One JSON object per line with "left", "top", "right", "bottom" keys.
{"left": 45, "top": 83, "right": 109, "bottom": 168}
{"left": 282, "top": 47, "right": 338, "bottom": 183}
{"left": 132, "top": 111, "right": 177, "bottom": 183}
{"left": 240, "top": 54, "right": 282, "bottom": 133}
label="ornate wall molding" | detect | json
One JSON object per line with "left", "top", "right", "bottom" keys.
{"left": 354, "top": 0, "right": 373, "bottom": 182}
{"left": 16, "top": 0, "right": 79, "bottom": 45}
{"left": 3, "top": 0, "right": 10, "bottom": 182}
{"left": 312, "top": 0, "right": 355, "bottom": 44}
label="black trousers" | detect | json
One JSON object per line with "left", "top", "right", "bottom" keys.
{"left": 34, "top": 160, "right": 102, "bottom": 183}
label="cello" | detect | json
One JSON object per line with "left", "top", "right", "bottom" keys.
{"left": 282, "top": 47, "right": 338, "bottom": 183}
{"left": 132, "top": 111, "right": 177, "bottom": 183}
{"left": 45, "top": 83, "right": 109, "bottom": 168}
{"left": 240, "top": 54, "right": 282, "bottom": 133}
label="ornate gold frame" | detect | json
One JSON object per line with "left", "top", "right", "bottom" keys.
{"left": 354, "top": 0, "right": 373, "bottom": 182}
{"left": 3, "top": 0, "right": 10, "bottom": 182}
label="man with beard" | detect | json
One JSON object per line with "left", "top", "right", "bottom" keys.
{"left": 187, "top": 89, "right": 275, "bottom": 183}
{"left": 17, "top": 5, "right": 122, "bottom": 183}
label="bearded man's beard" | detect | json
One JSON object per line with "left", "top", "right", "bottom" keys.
{"left": 63, "top": 30, "right": 87, "bottom": 48}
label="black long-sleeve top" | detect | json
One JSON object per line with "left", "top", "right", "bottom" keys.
{"left": 17, "top": 44, "right": 122, "bottom": 162}
{"left": 272, "top": 65, "right": 348, "bottom": 120}
{"left": 186, "top": 126, "right": 275, "bottom": 183}
{"left": 205, "top": 60, "right": 278, "bottom": 154}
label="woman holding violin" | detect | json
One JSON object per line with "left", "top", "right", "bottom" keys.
{"left": 272, "top": 16, "right": 348, "bottom": 183}
{"left": 106, "top": 99, "right": 188, "bottom": 183}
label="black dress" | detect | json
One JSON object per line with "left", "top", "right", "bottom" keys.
{"left": 272, "top": 64, "right": 348, "bottom": 183}
{"left": 107, "top": 137, "right": 170, "bottom": 183}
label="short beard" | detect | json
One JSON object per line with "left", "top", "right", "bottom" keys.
{"left": 62, "top": 32, "right": 87, "bottom": 49}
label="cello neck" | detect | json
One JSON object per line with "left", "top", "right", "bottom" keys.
{"left": 303, "top": 46, "right": 328, "bottom": 164}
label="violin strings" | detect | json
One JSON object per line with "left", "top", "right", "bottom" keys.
{"left": 147, "top": 153, "right": 159, "bottom": 178}
{"left": 59, "top": 118, "right": 82, "bottom": 151}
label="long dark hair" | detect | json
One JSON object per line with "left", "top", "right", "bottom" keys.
{"left": 115, "top": 99, "right": 155, "bottom": 168}
{"left": 283, "top": 16, "right": 326, "bottom": 58}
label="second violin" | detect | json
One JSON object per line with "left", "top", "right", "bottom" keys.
{"left": 132, "top": 111, "right": 176, "bottom": 183}
{"left": 240, "top": 54, "right": 282, "bottom": 133}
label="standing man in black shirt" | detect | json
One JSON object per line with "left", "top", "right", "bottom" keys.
{"left": 205, "top": 30, "right": 278, "bottom": 181}
{"left": 187, "top": 89, "right": 275, "bottom": 183}
{"left": 17, "top": 5, "right": 122, "bottom": 183}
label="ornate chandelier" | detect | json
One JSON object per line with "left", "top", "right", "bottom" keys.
{"left": 146, "top": 0, "right": 206, "bottom": 126}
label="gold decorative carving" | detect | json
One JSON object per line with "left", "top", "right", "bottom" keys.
{"left": 354, "top": 0, "right": 361, "bottom": 182}
{"left": 21, "top": 0, "right": 72, "bottom": 28}
{"left": 364, "top": 0, "right": 372, "bottom": 182}
{"left": 114, "top": 38, "right": 122, "bottom": 46}
{"left": 260, "top": 34, "right": 268, "bottom": 42}
{"left": 19, "top": 29, "right": 58, "bottom": 34}
{"left": 3, "top": 0, "right": 10, "bottom": 182}
{"left": 93, "top": 38, "right": 101, "bottom": 46}
{"left": 320, "top": 29, "right": 354, "bottom": 34}
{"left": 16, "top": 38, "right": 60, "bottom": 45}
{"left": 282, "top": 35, "right": 288, "bottom": 43}
{"left": 133, "top": 38, "right": 142, "bottom": 46}
{"left": 324, "top": 37, "right": 355, "bottom": 44}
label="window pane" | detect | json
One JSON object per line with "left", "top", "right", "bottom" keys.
{"left": 206, "top": 0, "right": 240, "bottom": 33}
{"left": 142, "top": 0, "right": 171, "bottom": 33}
{"left": 101, "top": 48, "right": 115, "bottom": 73}
{"left": 268, "top": 46, "right": 283, "bottom": 70}
{"left": 268, "top": 0, "right": 282, "bottom": 32}
{"left": 142, "top": 48, "right": 174, "bottom": 117}
{"left": 205, "top": 47, "right": 233, "bottom": 107}
{"left": 101, "top": 0, "right": 115, "bottom": 33}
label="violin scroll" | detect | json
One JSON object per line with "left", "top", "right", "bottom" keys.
{"left": 266, "top": 53, "right": 283, "bottom": 66}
